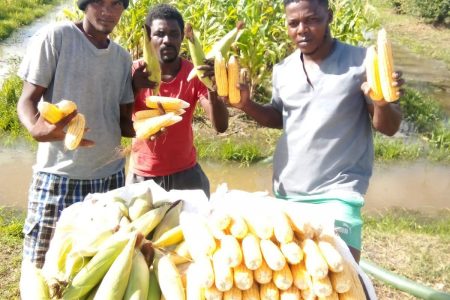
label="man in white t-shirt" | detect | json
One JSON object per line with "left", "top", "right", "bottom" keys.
{"left": 230, "top": 0, "right": 403, "bottom": 262}
{"left": 16, "top": 0, "right": 134, "bottom": 268}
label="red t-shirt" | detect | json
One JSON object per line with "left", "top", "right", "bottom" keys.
{"left": 131, "top": 58, "right": 208, "bottom": 177}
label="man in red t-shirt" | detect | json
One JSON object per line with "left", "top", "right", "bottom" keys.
{"left": 129, "top": 4, "right": 229, "bottom": 198}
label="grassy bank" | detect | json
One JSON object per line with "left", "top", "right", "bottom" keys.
{"left": 368, "top": 0, "right": 450, "bottom": 67}
{"left": 0, "top": 0, "right": 62, "bottom": 41}
{"left": 1, "top": 207, "right": 448, "bottom": 299}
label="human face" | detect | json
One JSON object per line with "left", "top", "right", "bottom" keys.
{"left": 148, "top": 19, "right": 183, "bottom": 64}
{"left": 84, "top": 0, "right": 124, "bottom": 35}
{"left": 285, "top": 0, "right": 332, "bottom": 57}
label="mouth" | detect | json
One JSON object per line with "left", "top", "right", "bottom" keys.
{"left": 160, "top": 47, "right": 176, "bottom": 54}
{"left": 98, "top": 19, "right": 114, "bottom": 26}
{"left": 297, "top": 38, "right": 312, "bottom": 47}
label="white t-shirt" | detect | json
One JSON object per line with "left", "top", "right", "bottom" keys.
{"left": 18, "top": 21, "right": 134, "bottom": 179}
{"left": 271, "top": 41, "right": 373, "bottom": 197}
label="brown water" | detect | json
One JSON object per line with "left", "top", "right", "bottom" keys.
{"left": 1, "top": 149, "right": 448, "bottom": 214}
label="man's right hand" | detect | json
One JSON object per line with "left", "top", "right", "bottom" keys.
{"left": 132, "top": 61, "right": 159, "bottom": 91}
{"left": 31, "top": 111, "right": 94, "bottom": 147}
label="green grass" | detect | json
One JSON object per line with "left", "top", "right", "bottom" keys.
{"left": 363, "top": 209, "right": 450, "bottom": 298}
{"left": 369, "top": 0, "right": 450, "bottom": 67}
{"left": 0, "top": 0, "right": 62, "bottom": 41}
{"left": 363, "top": 209, "right": 450, "bottom": 237}
{"left": 0, "top": 208, "right": 24, "bottom": 300}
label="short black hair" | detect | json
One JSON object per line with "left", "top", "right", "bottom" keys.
{"left": 145, "top": 4, "right": 184, "bottom": 34}
{"left": 283, "top": 0, "right": 329, "bottom": 8}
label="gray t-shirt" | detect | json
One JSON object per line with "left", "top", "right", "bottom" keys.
{"left": 18, "top": 21, "right": 134, "bottom": 179}
{"left": 271, "top": 41, "right": 373, "bottom": 197}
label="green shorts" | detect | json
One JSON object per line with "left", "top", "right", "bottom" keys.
{"left": 275, "top": 193, "right": 364, "bottom": 250}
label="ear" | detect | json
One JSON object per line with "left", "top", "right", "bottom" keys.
{"left": 327, "top": 8, "right": 333, "bottom": 25}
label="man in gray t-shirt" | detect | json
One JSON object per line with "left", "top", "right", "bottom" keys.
{"left": 229, "top": 0, "right": 403, "bottom": 262}
{"left": 16, "top": 0, "right": 134, "bottom": 268}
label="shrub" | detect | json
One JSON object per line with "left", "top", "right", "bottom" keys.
{"left": 388, "top": 0, "right": 450, "bottom": 26}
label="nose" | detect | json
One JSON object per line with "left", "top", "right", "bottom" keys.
{"left": 297, "top": 22, "right": 309, "bottom": 35}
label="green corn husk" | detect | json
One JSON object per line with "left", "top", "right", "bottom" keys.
{"left": 124, "top": 250, "right": 150, "bottom": 300}
{"left": 93, "top": 232, "right": 138, "bottom": 299}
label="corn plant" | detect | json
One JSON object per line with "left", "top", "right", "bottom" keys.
{"left": 63, "top": 0, "right": 379, "bottom": 103}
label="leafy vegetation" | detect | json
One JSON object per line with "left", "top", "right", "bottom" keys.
{"left": 389, "top": 0, "right": 450, "bottom": 26}
{"left": 0, "top": 0, "right": 61, "bottom": 41}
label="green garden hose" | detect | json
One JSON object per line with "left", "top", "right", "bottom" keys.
{"left": 360, "top": 258, "right": 450, "bottom": 300}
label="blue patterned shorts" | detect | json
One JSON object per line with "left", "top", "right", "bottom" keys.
{"left": 22, "top": 170, "right": 125, "bottom": 268}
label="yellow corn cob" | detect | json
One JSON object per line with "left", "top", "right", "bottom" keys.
{"left": 273, "top": 212, "right": 294, "bottom": 244}
{"left": 279, "top": 286, "right": 300, "bottom": 300}
{"left": 93, "top": 232, "right": 137, "bottom": 299}
{"left": 20, "top": 260, "right": 50, "bottom": 300}
{"left": 181, "top": 214, "right": 217, "bottom": 260}
{"left": 312, "top": 275, "right": 333, "bottom": 298}
{"left": 157, "top": 255, "right": 186, "bottom": 300}
{"left": 134, "top": 113, "right": 175, "bottom": 140}
{"left": 253, "top": 259, "right": 272, "bottom": 284}
{"left": 224, "top": 286, "right": 242, "bottom": 300}
{"left": 285, "top": 211, "right": 315, "bottom": 240}
{"left": 123, "top": 250, "right": 150, "bottom": 300}
{"left": 300, "top": 287, "right": 316, "bottom": 300}
{"left": 185, "top": 23, "right": 215, "bottom": 90}
{"left": 233, "top": 262, "right": 254, "bottom": 291}
{"left": 329, "top": 261, "right": 352, "bottom": 293}
{"left": 227, "top": 55, "right": 241, "bottom": 104}
{"left": 148, "top": 268, "right": 162, "bottom": 300}
{"left": 64, "top": 113, "right": 85, "bottom": 150}
{"left": 195, "top": 256, "right": 215, "bottom": 288}
{"left": 186, "top": 263, "right": 205, "bottom": 300}
{"left": 135, "top": 109, "right": 186, "bottom": 120}
{"left": 245, "top": 213, "right": 273, "bottom": 240}
{"left": 241, "top": 233, "right": 263, "bottom": 270}
{"left": 205, "top": 21, "right": 245, "bottom": 60}
{"left": 221, "top": 235, "right": 243, "bottom": 268}
{"left": 62, "top": 231, "right": 132, "bottom": 299}
{"left": 56, "top": 99, "right": 77, "bottom": 116}
{"left": 37, "top": 101, "right": 65, "bottom": 124}
{"left": 145, "top": 96, "right": 190, "bottom": 110}
{"left": 319, "top": 291, "right": 339, "bottom": 300}
{"left": 259, "top": 282, "right": 279, "bottom": 300}
{"left": 214, "top": 51, "right": 228, "bottom": 97}
{"left": 317, "top": 240, "right": 344, "bottom": 273}
{"left": 336, "top": 263, "right": 365, "bottom": 300}
{"left": 143, "top": 26, "right": 161, "bottom": 95}
{"left": 302, "top": 239, "right": 329, "bottom": 279}
{"left": 377, "top": 28, "right": 399, "bottom": 102}
{"left": 152, "top": 225, "right": 184, "bottom": 248}
{"left": 212, "top": 250, "right": 234, "bottom": 292}
{"left": 273, "top": 262, "right": 293, "bottom": 291}
{"left": 242, "top": 283, "right": 260, "bottom": 300}
{"left": 290, "top": 261, "right": 311, "bottom": 290}
{"left": 365, "top": 45, "right": 383, "bottom": 101}
{"left": 204, "top": 284, "right": 223, "bottom": 300}
{"left": 259, "top": 239, "right": 286, "bottom": 271}
{"left": 229, "top": 214, "right": 248, "bottom": 240}
{"left": 280, "top": 241, "right": 303, "bottom": 265}
{"left": 210, "top": 211, "right": 232, "bottom": 231}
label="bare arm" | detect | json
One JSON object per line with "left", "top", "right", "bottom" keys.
{"left": 199, "top": 90, "right": 229, "bottom": 133}
{"left": 368, "top": 102, "right": 402, "bottom": 136}
{"left": 120, "top": 102, "right": 135, "bottom": 137}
